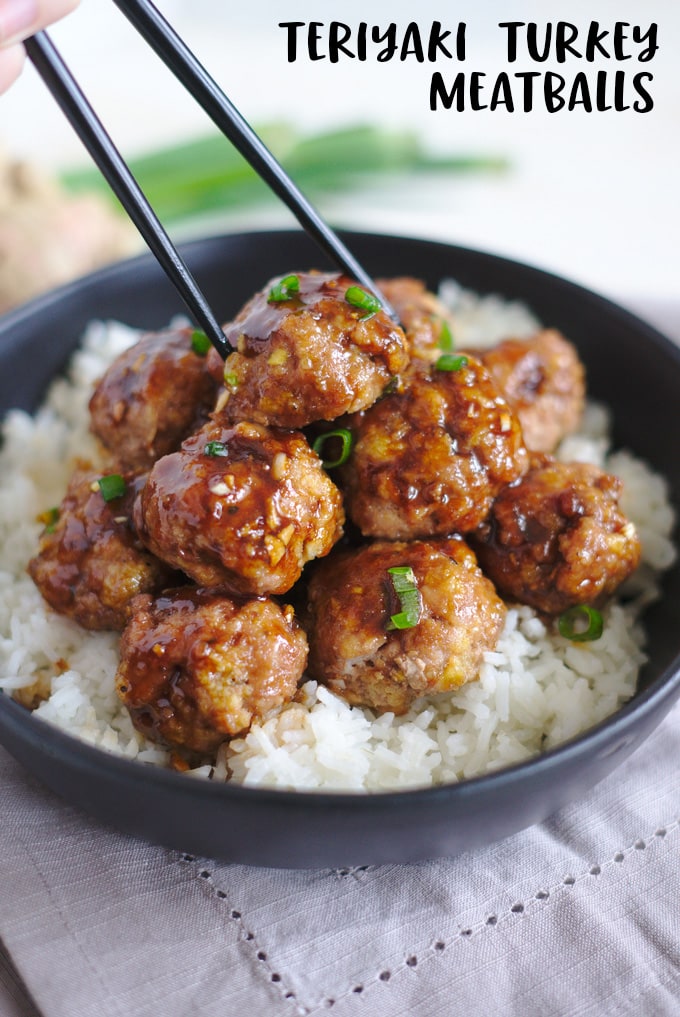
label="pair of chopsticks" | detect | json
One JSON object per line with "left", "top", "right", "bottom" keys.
{"left": 24, "top": 0, "right": 395, "bottom": 359}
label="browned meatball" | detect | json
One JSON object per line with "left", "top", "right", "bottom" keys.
{"left": 211, "top": 271, "right": 409, "bottom": 428}
{"left": 116, "top": 589, "right": 308, "bottom": 754}
{"left": 471, "top": 456, "right": 641, "bottom": 615}
{"left": 28, "top": 466, "right": 175, "bottom": 630}
{"left": 474, "top": 329, "right": 585, "bottom": 453}
{"left": 306, "top": 537, "right": 506, "bottom": 715}
{"left": 339, "top": 356, "right": 528, "bottom": 539}
{"left": 376, "top": 276, "right": 456, "bottom": 364}
{"left": 135, "top": 421, "right": 344, "bottom": 595}
{"left": 89, "top": 326, "right": 219, "bottom": 471}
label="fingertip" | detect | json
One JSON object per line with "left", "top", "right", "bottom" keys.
{"left": 0, "top": 0, "right": 81, "bottom": 47}
{"left": 0, "top": 41, "right": 25, "bottom": 94}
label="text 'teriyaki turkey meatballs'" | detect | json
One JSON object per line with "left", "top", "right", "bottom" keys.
{"left": 475, "top": 329, "right": 585, "bottom": 453}
{"left": 89, "top": 326, "right": 219, "bottom": 472}
{"left": 470, "top": 456, "right": 641, "bottom": 615}
{"left": 116, "top": 589, "right": 308, "bottom": 755}
{"left": 212, "top": 271, "right": 409, "bottom": 428}
{"left": 28, "top": 466, "right": 175, "bottom": 630}
{"left": 306, "top": 537, "right": 506, "bottom": 715}
{"left": 135, "top": 421, "right": 344, "bottom": 595}
{"left": 339, "top": 355, "right": 529, "bottom": 539}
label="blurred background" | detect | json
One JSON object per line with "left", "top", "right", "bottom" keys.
{"left": 1, "top": 0, "right": 678, "bottom": 333}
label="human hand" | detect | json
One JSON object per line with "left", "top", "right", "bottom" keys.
{"left": 0, "top": 0, "right": 79, "bottom": 93}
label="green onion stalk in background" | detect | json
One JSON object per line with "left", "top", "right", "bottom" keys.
{"left": 60, "top": 122, "right": 507, "bottom": 228}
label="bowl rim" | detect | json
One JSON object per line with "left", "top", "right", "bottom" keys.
{"left": 0, "top": 640, "right": 679, "bottom": 808}
{"left": 3, "top": 225, "right": 680, "bottom": 361}
{"left": 1, "top": 227, "right": 679, "bottom": 808}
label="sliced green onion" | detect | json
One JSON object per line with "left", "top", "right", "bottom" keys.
{"left": 223, "top": 372, "right": 239, "bottom": 389}
{"left": 62, "top": 124, "right": 508, "bottom": 226}
{"left": 558, "top": 605, "right": 604, "bottom": 643}
{"left": 386, "top": 565, "right": 422, "bottom": 631}
{"left": 381, "top": 376, "right": 400, "bottom": 398}
{"left": 345, "top": 285, "right": 382, "bottom": 319}
{"left": 268, "top": 274, "right": 300, "bottom": 303}
{"left": 97, "top": 474, "right": 126, "bottom": 502}
{"left": 435, "top": 353, "right": 468, "bottom": 372}
{"left": 312, "top": 428, "right": 354, "bottom": 468}
{"left": 190, "top": 329, "right": 210, "bottom": 356}
{"left": 204, "top": 441, "right": 229, "bottom": 457}
{"left": 37, "top": 506, "right": 60, "bottom": 533}
{"left": 438, "top": 319, "right": 455, "bottom": 353}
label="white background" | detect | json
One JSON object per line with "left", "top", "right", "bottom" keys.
{"left": 1, "top": 0, "right": 679, "bottom": 309}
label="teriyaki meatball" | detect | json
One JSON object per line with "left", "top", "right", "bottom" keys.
{"left": 339, "top": 355, "right": 528, "bottom": 538}
{"left": 28, "top": 466, "right": 175, "bottom": 630}
{"left": 211, "top": 271, "right": 409, "bottom": 428}
{"left": 135, "top": 421, "right": 344, "bottom": 595}
{"left": 306, "top": 537, "right": 506, "bottom": 714}
{"left": 376, "top": 276, "right": 457, "bottom": 365}
{"left": 475, "top": 329, "right": 585, "bottom": 453}
{"left": 470, "top": 456, "right": 641, "bottom": 615}
{"left": 89, "top": 326, "right": 219, "bottom": 472}
{"left": 116, "top": 588, "right": 308, "bottom": 754}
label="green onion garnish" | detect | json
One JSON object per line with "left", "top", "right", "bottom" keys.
{"left": 97, "top": 474, "right": 126, "bottom": 502}
{"left": 435, "top": 354, "right": 468, "bottom": 372}
{"left": 312, "top": 428, "right": 354, "bottom": 468}
{"left": 224, "top": 372, "right": 239, "bottom": 389}
{"left": 37, "top": 506, "right": 60, "bottom": 533}
{"left": 386, "top": 565, "right": 422, "bottom": 631}
{"left": 204, "top": 441, "right": 229, "bottom": 457}
{"left": 268, "top": 274, "right": 300, "bottom": 303}
{"left": 381, "top": 376, "right": 400, "bottom": 398}
{"left": 439, "top": 320, "right": 455, "bottom": 353}
{"left": 61, "top": 124, "right": 508, "bottom": 226}
{"left": 558, "top": 605, "right": 604, "bottom": 643}
{"left": 191, "top": 330, "right": 210, "bottom": 356}
{"left": 345, "top": 285, "right": 382, "bottom": 319}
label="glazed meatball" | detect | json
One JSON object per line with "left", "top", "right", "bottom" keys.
{"left": 28, "top": 466, "right": 175, "bottom": 630}
{"left": 135, "top": 421, "right": 344, "bottom": 595}
{"left": 306, "top": 538, "right": 506, "bottom": 714}
{"left": 376, "top": 276, "right": 456, "bottom": 365}
{"left": 89, "top": 326, "right": 219, "bottom": 471}
{"left": 211, "top": 271, "right": 409, "bottom": 428}
{"left": 116, "top": 589, "right": 308, "bottom": 754}
{"left": 471, "top": 456, "right": 641, "bottom": 615}
{"left": 475, "top": 329, "right": 585, "bottom": 452}
{"left": 339, "top": 356, "right": 528, "bottom": 539}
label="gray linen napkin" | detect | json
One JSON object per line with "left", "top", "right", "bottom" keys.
{"left": 1, "top": 694, "right": 680, "bottom": 1017}
{"left": 0, "top": 944, "right": 41, "bottom": 1017}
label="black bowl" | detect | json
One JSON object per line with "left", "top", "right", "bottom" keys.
{"left": 1, "top": 230, "right": 679, "bottom": 868}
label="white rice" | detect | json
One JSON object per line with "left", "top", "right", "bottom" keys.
{"left": 0, "top": 296, "right": 675, "bottom": 791}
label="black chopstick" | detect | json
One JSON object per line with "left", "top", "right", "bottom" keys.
{"left": 24, "top": 31, "right": 231, "bottom": 360}
{"left": 112, "top": 0, "right": 398, "bottom": 321}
